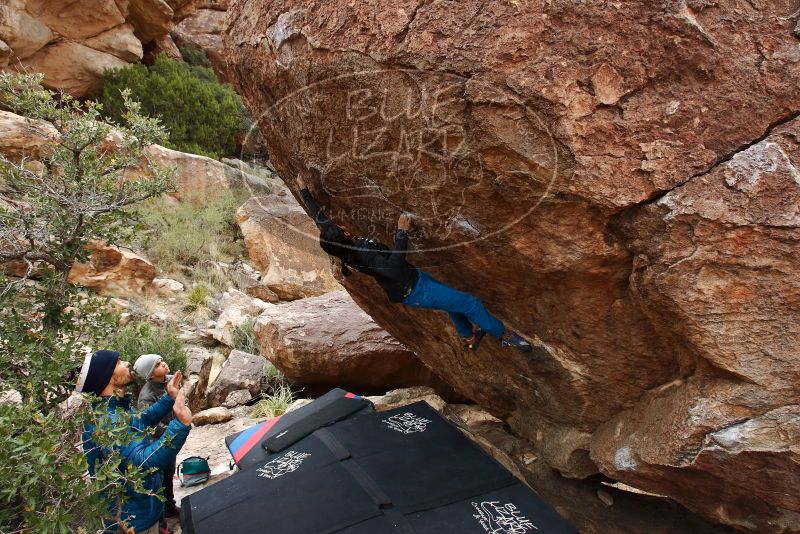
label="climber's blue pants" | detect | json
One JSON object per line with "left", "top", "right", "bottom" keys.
{"left": 402, "top": 269, "right": 505, "bottom": 339}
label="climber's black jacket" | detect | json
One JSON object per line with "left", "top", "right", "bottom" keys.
{"left": 300, "top": 187, "right": 419, "bottom": 303}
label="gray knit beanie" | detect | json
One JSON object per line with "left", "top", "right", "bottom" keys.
{"left": 133, "top": 353, "right": 162, "bottom": 380}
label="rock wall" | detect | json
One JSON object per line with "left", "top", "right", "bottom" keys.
{"left": 172, "top": 0, "right": 229, "bottom": 80}
{"left": 0, "top": 0, "right": 194, "bottom": 97}
{"left": 222, "top": 1, "right": 800, "bottom": 531}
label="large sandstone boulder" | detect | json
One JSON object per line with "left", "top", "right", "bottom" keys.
{"left": 0, "top": 0, "right": 193, "bottom": 97}
{"left": 0, "top": 110, "right": 59, "bottom": 161}
{"left": 236, "top": 194, "right": 341, "bottom": 300}
{"left": 145, "top": 33, "right": 183, "bottom": 62}
{"left": 130, "top": 144, "right": 273, "bottom": 200}
{"left": 591, "top": 122, "right": 800, "bottom": 531}
{"left": 223, "top": 1, "right": 800, "bottom": 530}
{"left": 254, "top": 290, "right": 438, "bottom": 392}
{"left": 25, "top": 0, "right": 125, "bottom": 40}
{"left": 126, "top": 0, "right": 174, "bottom": 44}
{"left": 84, "top": 23, "right": 144, "bottom": 63}
{"left": 0, "top": 2, "right": 52, "bottom": 60}
{"left": 67, "top": 242, "right": 156, "bottom": 297}
{"left": 20, "top": 41, "right": 128, "bottom": 97}
{"left": 205, "top": 349, "right": 264, "bottom": 407}
{"left": 169, "top": 0, "right": 226, "bottom": 22}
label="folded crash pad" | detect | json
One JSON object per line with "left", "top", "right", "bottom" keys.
{"left": 225, "top": 388, "right": 371, "bottom": 469}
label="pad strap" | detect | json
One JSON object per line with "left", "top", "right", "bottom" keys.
{"left": 313, "top": 428, "right": 417, "bottom": 534}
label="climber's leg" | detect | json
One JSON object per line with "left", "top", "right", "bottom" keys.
{"left": 462, "top": 327, "right": 486, "bottom": 351}
{"left": 446, "top": 311, "right": 476, "bottom": 338}
{"left": 402, "top": 270, "right": 505, "bottom": 338}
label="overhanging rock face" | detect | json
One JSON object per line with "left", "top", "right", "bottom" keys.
{"left": 222, "top": 1, "right": 800, "bottom": 530}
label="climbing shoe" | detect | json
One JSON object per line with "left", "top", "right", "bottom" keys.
{"left": 463, "top": 329, "right": 486, "bottom": 351}
{"left": 501, "top": 332, "right": 532, "bottom": 352}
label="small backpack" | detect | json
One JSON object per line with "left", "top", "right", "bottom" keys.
{"left": 177, "top": 456, "right": 210, "bottom": 487}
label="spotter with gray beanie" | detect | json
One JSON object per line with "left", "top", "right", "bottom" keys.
{"left": 134, "top": 353, "right": 180, "bottom": 524}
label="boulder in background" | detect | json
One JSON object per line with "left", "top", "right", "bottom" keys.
{"left": 254, "top": 290, "right": 440, "bottom": 393}
{"left": 68, "top": 242, "right": 155, "bottom": 297}
{"left": 205, "top": 349, "right": 264, "bottom": 407}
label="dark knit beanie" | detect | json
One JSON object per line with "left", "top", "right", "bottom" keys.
{"left": 76, "top": 350, "right": 120, "bottom": 396}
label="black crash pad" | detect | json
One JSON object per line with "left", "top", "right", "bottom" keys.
{"left": 183, "top": 399, "right": 576, "bottom": 534}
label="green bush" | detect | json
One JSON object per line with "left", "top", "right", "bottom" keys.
{"left": 100, "top": 54, "right": 248, "bottom": 159}
{"left": 183, "top": 284, "right": 212, "bottom": 313}
{"left": 133, "top": 189, "right": 248, "bottom": 271}
{"left": 178, "top": 43, "right": 212, "bottom": 68}
{"left": 232, "top": 318, "right": 258, "bottom": 354}
{"left": 263, "top": 360, "right": 283, "bottom": 383}
{"left": 111, "top": 321, "right": 186, "bottom": 373}
{"left": 250, "top": 383, "right": 295, "bottom": 419}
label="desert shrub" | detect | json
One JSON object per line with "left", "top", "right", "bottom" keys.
{"left": 100, "top": 54, "right": 248, "bottom": 159}
{"left": 263, "top": 360, "right": 283, "bottom": 383}
{"left": 133, "top": 189, "right": 248, "bottom": 272}
{"left": 232, "top": 318, "right": 258, "bottom": 354}
{"left": 111, "top": 321, "right": 186, "bottom": 373}
{"left": 183, "top": 283, "right": 212, "bottom": 313}
{"left": 192, "top": 264, "right": 230, "bottom": 293}
{"left": 250, "top": 382, "right": 295, "bottom": 419}
{"left": 178, "top": 43, "right": 212, "bottom": 68}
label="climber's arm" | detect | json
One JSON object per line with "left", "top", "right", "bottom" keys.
{"left": 296, "top": 175, "right": 334, "bottom": 227}
{"left": 387, "top": 214, "right": 411, "bottom": 266}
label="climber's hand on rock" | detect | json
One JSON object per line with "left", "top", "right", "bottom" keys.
{"left": 167, "top": 371, "right": 183, "bottom": 400}
{"left": 295, "top": 175, "right": 306, "bottom": 190}
{"left": 173, "top": 389, "right": 193, "bottom": 426}
{"left": 398, "top": 213, "right": 412, "bottom": 231}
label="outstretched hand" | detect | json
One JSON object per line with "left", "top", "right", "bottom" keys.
{"left": 295, "top": 174, "right": 306, "bottom": 190}
{"left": 172, "top": 389, "right": 193, "bottom": 426}
{"left": 398, "top": 213, "right": 412, "bottom": 231}
{"left": 166, "top": 371, "right": 183, "bottom": 400}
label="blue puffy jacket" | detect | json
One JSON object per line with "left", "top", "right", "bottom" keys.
{"left": 82, "top": 393, "right": 191, "bottom": 532}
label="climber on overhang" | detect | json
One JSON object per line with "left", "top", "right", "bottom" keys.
{"left": 295, "top": 175, "right": 532, "bottom": 353}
